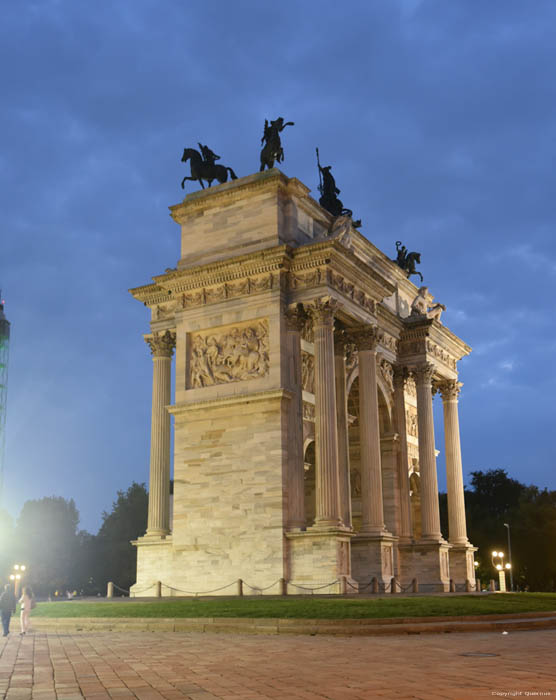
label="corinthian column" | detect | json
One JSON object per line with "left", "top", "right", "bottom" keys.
{"left": 307, "top": 297, "right": 342, "bottom": 528}
{"left": 437, "top": 379, "right": 469, "bottom": 545}
{"left": 352, "top": 327, "right": 388, "bottom": 535}
{"left": 413, "top": 363, "right": 442, "bottom": 540}
{"left": 285, "top": 305, "right": 306, "bottom": 529}
{"left": 393, "top": 366, "right": 412, "bottom": 541}
{"left": 145, "top": 330, "right": 176, "bottom": 536}
{"left": 334, "top": 330, "right": 352, "bottom": 529}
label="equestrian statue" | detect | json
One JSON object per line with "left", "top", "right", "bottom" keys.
{"left": 181, "top": 143, "right": 237, "bottom": 190}
{"left": 260, "top": 117, "right": 294, "bottom": 171}
{"left": 393, "top": 240, "right": 423, "bottom": 282}
{"left": 316, "top": 149, "right": 361, "bottom": 227}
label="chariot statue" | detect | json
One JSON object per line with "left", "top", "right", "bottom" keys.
{"left": 181, "top": 144, "right": 237, "bottom": 190}
{"left": 393, "top": 240, "right": 423, "bottom": 282}
{"left": 260, "top": 117, "right": 294, "bottom": 171}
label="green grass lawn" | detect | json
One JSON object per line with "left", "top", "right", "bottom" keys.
{"left": 28, "top": 593, "right": 556, "bottom": 620}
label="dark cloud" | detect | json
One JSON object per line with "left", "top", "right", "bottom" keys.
{"left": 1, "top": 0, "right": 555, "bottom": 530}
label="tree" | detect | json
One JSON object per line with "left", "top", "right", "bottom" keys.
{"left": 457, "top": 469, "right": 556, "bottom": 592}
{"left": 94, "top": 482, "right": 148, "bottom": 593}
{"left": 15, "top": 496, "right": 80, "bottom": 595}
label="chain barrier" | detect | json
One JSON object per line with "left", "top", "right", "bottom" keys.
{"left": 164, "top": 580, "right": 238, "bottom": 595}
{"left": 112, "top": 584, "right": 130, "bottom": 595}
{"left": 242, "top": 579, "right": 281, "bottom": 593}
{"left": 286, "top": 580, "right": 339, "bottom": 593}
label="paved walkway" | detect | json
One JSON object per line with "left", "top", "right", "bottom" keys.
{"left": 0, "top": 629, "right": 555, "bottom": 700}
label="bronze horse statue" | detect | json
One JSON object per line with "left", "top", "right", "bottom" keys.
{"left": 394, "top": 241, "right": 423, "bottom": 282}
{"left": 181, "top": 147, "right": 237, "bottom": 190}
{"left": 260, "top": 117, "right": 294, "bottom": 171}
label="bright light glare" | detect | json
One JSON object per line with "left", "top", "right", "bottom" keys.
{"left": 496, "top": 564, "right": 503, "bottom": 570}
{"left": 505, "top": 563, "right": 511, "bottom": 569}
{"left": 492, "top": 551, "right": 498, "bottom": 557}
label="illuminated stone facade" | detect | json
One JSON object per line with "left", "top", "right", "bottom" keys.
{"left": 129, "top": 169, "right": 475, "bottom": 596}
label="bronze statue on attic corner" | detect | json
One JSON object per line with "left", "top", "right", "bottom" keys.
{"left": 393, "top": 240, "right": 423, "bottom": 282}
{"left": 316, "top": 148, "right": 361, "bottom": 228}
{"left": 181, "top": 144, "right": 238, "bottom": 190}
{"left": 260, "top": 117, "right": 294, "bottom": 171}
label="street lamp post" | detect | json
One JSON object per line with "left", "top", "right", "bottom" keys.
{"left": 9, "top": 564, "right": 26, "bottom": 598}
{"left": 491, "top": 551, "right": 511, "bottom": 592}
{"left": 504, "top": 523, "right": 514, "bottom": 592}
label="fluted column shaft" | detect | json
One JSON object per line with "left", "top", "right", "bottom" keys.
{"left": 354, "top": 328, "right": 387, "bottom": 535}
{"left": 438, "top": 380, "right": 469, "bottom": 544}
{"left": 393, "top": 367, "right": 413, "bottom": 540}
{"left": 334, "top": 333, "right": 352, "bottom": 529}
{"left": 309, "top": 298, "right": 341, "bottom": 528}
{"left": 285, "top": 306, "right": 306, "bottom": 529}
{"left": 145, "top": 331, "right": 175, "bottom": 536}
{"left": 414, "top": 363, "right": 442, "bottom": 540}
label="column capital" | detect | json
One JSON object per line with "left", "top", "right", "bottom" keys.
{"left": 392, "top": 365, "right": 409, "bottom": 390}
{"left": 435, "top": 378, "right": 462, "bottom": 401}
{"left": 333, "top": 328, "right": 353, "bottom": 357}
{"left": 349, "top": 325, "right": 381, "bottom": 352}
{"left": 412, "top": 362, "right": 435, "bottom": 386}
{"left": 284, "top": 303, "right": 308, "bottom": 333}
{"left": 146, "top": 330, "right": 176, "bottom": 358}
{"left": 306, "top": 296, "right": 339, "bottom": 328}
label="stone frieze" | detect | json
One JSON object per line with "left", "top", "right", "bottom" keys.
{"left": 189, "top": 319, "right": 269, "bottom": 388}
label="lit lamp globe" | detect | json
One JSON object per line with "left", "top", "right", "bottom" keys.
{"left": 496, "top": 564, "right": 503, "bottom": 571}
{"left": 505, "top": 563, "right": 511, "bottom": 570}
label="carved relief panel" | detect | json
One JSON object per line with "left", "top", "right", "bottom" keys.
{"left": 188, "top": 319, "right": 269, "bottom": 388}
{"left": 301, "top": 351, "right": 315, "bottom": 394}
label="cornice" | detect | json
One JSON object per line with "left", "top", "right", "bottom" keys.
{"left": 129, "top": 283, "right": 169, "bottom": 305}
{"left": 168, "top": 389, "right": 294, "bottom": 416}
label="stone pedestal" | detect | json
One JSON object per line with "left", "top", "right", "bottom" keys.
{"left": 286, "top": 529, "right": 358, "bottom": 594}
{"left": 398, "top": 541, "right": 451, "bottom": 592}
{"left": 351, "top": 534, "right": 398, "bottom": 588}
{"left": 449, "top": 544, "right": 477, "bottom": 586}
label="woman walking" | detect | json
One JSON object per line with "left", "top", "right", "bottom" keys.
{"left": 18, "top": 586, "right": 33, "bottom": 635}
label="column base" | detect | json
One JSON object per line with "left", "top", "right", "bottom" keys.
{"left": 351, "top": 533, "right": 398, "bottom": 588}
{"left": 449, "top": 543, "right": 478, "bottom": 586}
{"left": 143, "top": 530, "right": 170, "bottom": 539}
{"left": 398, "top": 540, "right": 452, "bottom": 592}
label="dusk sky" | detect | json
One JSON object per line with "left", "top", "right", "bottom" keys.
{"left": 1, "top": 1, "right": 555, "bottom": 534}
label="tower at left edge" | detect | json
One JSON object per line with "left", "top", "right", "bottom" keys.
{"left": 0, "top": 293, "right": 11, "bottom": 505}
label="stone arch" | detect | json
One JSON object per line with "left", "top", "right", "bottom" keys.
{"left": 409, "top": 469, "right": 422, "bottom": 540}
{"left": 347, "top": 370, "right": 395, "bottom": 533}
{"left": 303, "top": 440, "right": 316, "bottom": 528}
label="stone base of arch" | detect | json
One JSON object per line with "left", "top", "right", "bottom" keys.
{"left": 398, "top": 541, "right": 452, "bottom": 592}
{"left": 351, "top": 533, "right": 398, "bottom": 589}
{"left": 286, "top": 528, "right": 359, "bottom": 594}
{"left": 449, "top": 544, "right": 477, "bottom": 587}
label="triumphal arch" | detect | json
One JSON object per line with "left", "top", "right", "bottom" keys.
{"left": 129, "top": 169, "right": 475, "bottom": 595}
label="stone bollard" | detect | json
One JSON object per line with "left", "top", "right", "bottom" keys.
{"left": 155, "top": 580, "right": 162, "bottom": 598}
{"left": 489, "top": 579, "right": 496, "bottom": 592}
{"left": 371, "top": 577, "right": 379, "bottom": 594}
{"left": 476, "top": 579, "right": 481, "bottom": 592}
{"left": 449, "top": 579, "right": 456, "bottom": 593}
{"left": 412, "top": 578, "right": 419, "bottom": 593}
{"left": 107, "top": 582, "right": 114, "bottom": 598}
{"left": 340, "top": 575, "right": 347, "bottom": 595}
{"left": 279, "top": 578, "right": 287, "bottom": 596}
{"left": 237, "top": 578, "right": 243, "bottom": 597}
{"left": 391, "top": 577, "right": 397, "bottom": 594}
